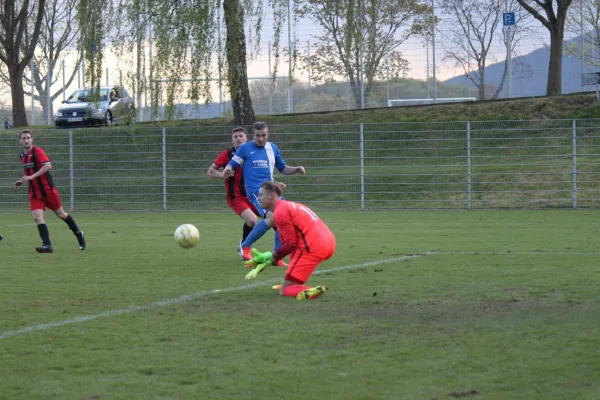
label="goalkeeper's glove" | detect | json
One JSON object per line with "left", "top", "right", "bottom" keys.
{"left": 244, "top": 248, "right": 273, "bottom": 269}
{"left": 245, "top": 262, "right": 269, "bottom": 280}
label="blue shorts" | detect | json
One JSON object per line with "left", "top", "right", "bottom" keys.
{"left": 249, "top": 192, "right": 285, "bottom": 218}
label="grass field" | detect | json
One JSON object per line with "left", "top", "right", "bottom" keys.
{"left": 1, "top": 210, "right": 599, "bottom": 400}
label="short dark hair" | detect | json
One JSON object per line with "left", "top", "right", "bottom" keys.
{"left": 19, "top": 130, "right": 32, "bottom": 139}
{"left": 232, "top": 127, "right": 246, "bottom": 135}
{"left": 260, "top": 180, "right": 284, "bottom": 196}
{"left": 252, "top": 121, "right": 268, "bottom": 132}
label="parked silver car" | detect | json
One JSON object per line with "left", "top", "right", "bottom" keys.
{"left": 55, "top": 86, "right": 134, "bottom": 128}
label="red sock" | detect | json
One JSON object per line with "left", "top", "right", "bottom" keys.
{"left": 283, "top": 285, "right": 310, "bottom": 298}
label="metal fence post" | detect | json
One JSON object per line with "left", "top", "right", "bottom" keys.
{"left": 69, "top": 130, "right": 74, "bottom": 211}
{"left": 162, "top": 127, "right": 167, "bottom": 210}
{"left": 467, "top": 121, "right": 471, "bottom": 209}
{"left": 360, "top": 123, "right": 365, "bottom": 210}
{"left": 572, "top": 119, "right": 577, "bottom": 209}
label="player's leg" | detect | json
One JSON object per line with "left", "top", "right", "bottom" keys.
{"left": 50, "top": 191, "right": 85, "bottom": 250}
{"left": 238, "top": 208, "right": 258, "bottom": 259}
{"left": 230, "top": 198, "right": 259, "bottom": 259}
{"left": 279, "top": 279, "right": 327, "bottom": 300}
{"left": 31, "top": 200, "right": 52, "bottom": 253}
{"left": 239, "top": 194, "right": 272, "bottom": 259}
{"left": 278, "top": 252, "right": 327, "bottom": 300}
{"left": 240, "top": 218, "right": 270, "bottom": 259}
{"left": 242, "top": 219, "right": 254, "bottom": 240}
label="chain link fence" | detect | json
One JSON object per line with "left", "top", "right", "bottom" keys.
{"left": 1, "top": 120, "right": 599, "bottom": 211}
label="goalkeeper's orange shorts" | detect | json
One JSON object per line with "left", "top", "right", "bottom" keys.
{"left": 284, "top": 237, "right": 336, "bottom": 284}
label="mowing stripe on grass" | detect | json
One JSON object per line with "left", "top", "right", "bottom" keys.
{"left": 0, "top": 253, "right": 429, "bottom": 341}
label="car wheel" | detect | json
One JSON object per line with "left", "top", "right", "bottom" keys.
{"left": 104, "top": 111, "right": 113, "bottom": 127}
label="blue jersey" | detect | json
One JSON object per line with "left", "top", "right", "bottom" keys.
{"left": 227, "top": 141, "right": 287, "bottom": 195}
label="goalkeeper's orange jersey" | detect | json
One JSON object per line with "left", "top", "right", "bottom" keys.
{"left": 273, "top": 199, "right": 335, "bottom": 255}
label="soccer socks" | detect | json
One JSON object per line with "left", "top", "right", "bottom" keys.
{"left": 242, "top": 223, "right": 253, "bottom": 242}
{"left": 283, "top": 285, "right": 310, "bottom": 298}
{"left": 273, "top": 228, "right": 281, "bottom": 252}
{"left": 62, "top": 214, "right": 81, "bottom": 235}
{"left": 37, "top": 224, "right": 51, "bottom": 246}
{"left": 241, "top": 219, "right": 270, "bottom": 248}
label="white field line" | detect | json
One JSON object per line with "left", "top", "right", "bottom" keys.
{"left": 0, "top": 253, "right": 429, "bottom": 341}
{"left": 435, "top": 251, "right": 600, "bottom": 256}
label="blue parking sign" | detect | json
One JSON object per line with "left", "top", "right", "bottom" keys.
{"left": 503, "top": 12, "right": 515, "bottom": 26}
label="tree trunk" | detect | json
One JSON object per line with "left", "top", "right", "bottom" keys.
{"left": 46, "top": 59, "right": 54, "bottom": 124}
{"left": 351, "top": 79, "right": 361, "bottom": 108}
{"left": 37, "top": 92, "right": 55, "bottom": 125}
{"left": 34, "top": 92, "right": 48, "bottom": 125}
{"left": 478, "top": 68, "right": 486, "bottom": 101}
{"left": 223, "top": 0, "right": 255, "bottom": 125}
{"left": 491, "top": 58, "right": 508, "bottom": 100}
{"left": 9, "top": 65, "right": 28, "bottom": 127}
{"left": 547, "top": 23, "right": 564, "bottom": 96}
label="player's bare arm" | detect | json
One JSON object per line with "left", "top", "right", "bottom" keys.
{"left": 281, "top": 166, "right": 305, "bottom": 175}
{"left": 19, "top": 162, "right": 52, "bottom": 184}
{"left": 207, "top": 163, "right": 224, "bottom": 179}
{"left": 222, "top": 165, "right": 234, "bottom": 179}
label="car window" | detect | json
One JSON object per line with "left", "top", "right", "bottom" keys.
{"left": 66, "top": 88, "right": 109, "bottom": 103}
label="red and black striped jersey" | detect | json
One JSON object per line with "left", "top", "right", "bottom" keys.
{"left": 20, "top": 146, "right": 55, "bottom": 199}
{"left": 213, "top": 147, "right": 248, "bottom": 201}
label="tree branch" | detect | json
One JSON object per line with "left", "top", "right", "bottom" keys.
{"left": 517, "top": 0, "right": 551, "bottom": 30}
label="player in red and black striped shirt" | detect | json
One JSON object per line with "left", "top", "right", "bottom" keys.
{"left": 207, "top": 127, "right": 259, "bottom": 258}
{"left": 16, "top": 130, "right": 86, "bottom": 253}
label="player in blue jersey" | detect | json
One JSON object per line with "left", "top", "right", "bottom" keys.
{"left": 223, "top": 121, "right": 305, "bottom": 264}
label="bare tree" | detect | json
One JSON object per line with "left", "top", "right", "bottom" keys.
{"left": 565, "top": 0, "right": 600, "bottom": 69}
{"left": 0, "top": 0, "right": 82, "bottom": 123}
{"left": 300, "top": 0, "right": 431, "bottom": 108}
{"left": 0, "top": 0, "right": 47, "bottom": 126}
{"left": 517, "top": 0, "right": 573, "bottom": 96}
{"left": 441, "top": 0, "right": 533, "bottom": 100}
{"left": 441, "top": 0, "right": 503, "bottom": 100}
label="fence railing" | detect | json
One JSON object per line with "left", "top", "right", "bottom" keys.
{"left": 1, "top": 120, "right": 599, "bottom": 211}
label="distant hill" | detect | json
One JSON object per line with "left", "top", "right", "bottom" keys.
{"left": 444, "top": 37, "right": 594, "bottom": 97}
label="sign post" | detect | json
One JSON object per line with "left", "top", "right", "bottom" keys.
{"left": 503, "top": 12, "right": 516, "bottom": 98}
{"left": 581, "top": 72, "right": 600, "bottom": 101}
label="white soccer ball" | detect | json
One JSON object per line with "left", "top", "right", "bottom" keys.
{"left": 174, "top": 224, "right": 200, "bottom": 249}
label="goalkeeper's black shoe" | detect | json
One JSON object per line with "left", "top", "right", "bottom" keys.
{"left": 76, "top": 231, "right": 86, "bottom": 250}
{"left": 0, "top": 233, "right": 3, "bottom": 241}
{"left": 35, "top": 244, "right": 54, "bottom": 253}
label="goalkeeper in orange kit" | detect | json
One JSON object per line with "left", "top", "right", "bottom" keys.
{"left": 244, "top": 180, "right": 336, "bottom": 300}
